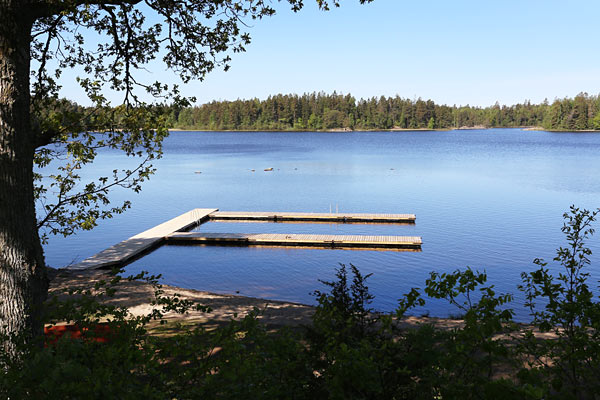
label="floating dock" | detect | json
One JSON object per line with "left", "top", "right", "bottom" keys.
{"left": 210, "top": 211, "right": 415, "bottom": 223}
{"left": 67, "top": 208, "right": 421, "bottom": 270}
{"left": 166, "top": 232, "right": 422, "bottom": 250}
{"left": 67, "top": 208, "right": 217, "bottom": 270}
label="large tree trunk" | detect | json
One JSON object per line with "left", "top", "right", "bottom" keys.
{"left": 0, "top": 2, "right": 47, "bottom": 358}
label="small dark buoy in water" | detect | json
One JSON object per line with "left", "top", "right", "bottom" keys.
{"left": 235, "top": 290, "right": 240, "bottom": 294}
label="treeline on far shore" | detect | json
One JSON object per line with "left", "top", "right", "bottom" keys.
{"left": 172, "top": 92, "right": 600, "bottom": 131}
{"left": 42, "top": 92, "right": 600, "bottom": 133}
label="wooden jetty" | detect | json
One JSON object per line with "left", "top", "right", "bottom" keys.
{"left": 166, "top": 232, "right": 422, "bottom": 250}
{"left": 67, "top": 208, "right": 217, "bottom": 270}
{"left": 209, "top": 211, "right": 416, "bottom": 223}
{"left": 66, "top": 208, "right": 421, "bottom": 270}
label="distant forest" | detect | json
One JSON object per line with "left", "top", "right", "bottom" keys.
{"left": 171, "top": 92, "right": 600, "bottom": 131}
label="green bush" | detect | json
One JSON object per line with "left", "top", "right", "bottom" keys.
{"left": 2, "top": 206, "right": 599, "bottom": 399}
{"left": 518, "top": 206, "right": 600, "bottom": 399}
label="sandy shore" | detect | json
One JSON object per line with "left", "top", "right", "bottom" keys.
{"left": 48, "top": 268, "right": 315, "bottom": 333}
{"left": 47, "top": 268, "right": 467, "bottom": 334}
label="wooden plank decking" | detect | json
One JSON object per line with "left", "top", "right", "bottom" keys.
{"left": 165, "top": 232, "right": 422, "bottom": 250}
{"left": 67, "top": 208, "right": 218, "bottom": 270}
{"left": 66, "top": 208, "right": 420, "bottom": 270}
{"left": 209, "top": 211, "right": 416, "bottom": 223}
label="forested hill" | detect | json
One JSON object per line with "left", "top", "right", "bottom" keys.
{"left": 173, "top": 92, "right": 600, "bottom": 131}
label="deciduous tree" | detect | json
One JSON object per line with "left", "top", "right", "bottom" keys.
{"left": 0, "top": 0, "right": 373, "bottom": 358}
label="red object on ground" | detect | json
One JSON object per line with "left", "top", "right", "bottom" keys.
{"left": 44, "top": 323, "right": 113, "bottom": 346}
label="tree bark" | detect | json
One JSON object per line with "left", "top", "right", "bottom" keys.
{"left": 0, "top": 1, "right": 47, "bottom": 358}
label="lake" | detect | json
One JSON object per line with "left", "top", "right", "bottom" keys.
{"left": 42, "top": 129, "right": 600, "bottom": 319}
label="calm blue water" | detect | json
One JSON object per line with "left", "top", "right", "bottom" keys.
{"left": 42, "top": 129, "right": 600, "bottom": 319}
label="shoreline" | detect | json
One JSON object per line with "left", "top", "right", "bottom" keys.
{"left": 169, "top": 126, "right": 599, "bottom": 133}
{"left": 168, "top": 126, "right": 539, "bottom": 133}
{"left": 167, "top": 127, "right": 450, "bottom": 132}
{"left": 48, "top": 268, "right": 315, "bottom": 331}
{"left": 47, "top": 268, "right": 561, "bottom": 341}
{"left": 47, "top": 268, "right": 466, "bottom": 333}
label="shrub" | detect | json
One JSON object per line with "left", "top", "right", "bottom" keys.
{"left": 2, "top": 207, "right": 599, "bottom": 399}
{"left": 518, "top": 206, "right": 600, "bottom": 399}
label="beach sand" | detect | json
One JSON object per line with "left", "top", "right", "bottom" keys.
{"left": 47, "top": 268, "right": 470, "bottom": 334}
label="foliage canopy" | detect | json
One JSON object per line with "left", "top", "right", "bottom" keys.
{"left": 30, "top": 1, "right": 370, "bottom": 241}
{"left": 0, "top": 0, "right": 373, "bottom": 358}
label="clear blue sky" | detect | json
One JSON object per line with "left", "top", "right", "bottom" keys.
{"left": 60, "top": 0, "right": 600, "bottom": 107}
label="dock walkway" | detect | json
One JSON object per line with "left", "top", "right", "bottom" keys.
{"left": 67, "top": 208, "right": 217, "bottom": 270}
{"left": 66, "top": 208, "right": 421, "bottom": 270}
{"left": 210, "top": 211, "right": 415, "bottom": 223}
{"left": 166, "top": 232, "right": 422, "bottom": 250}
